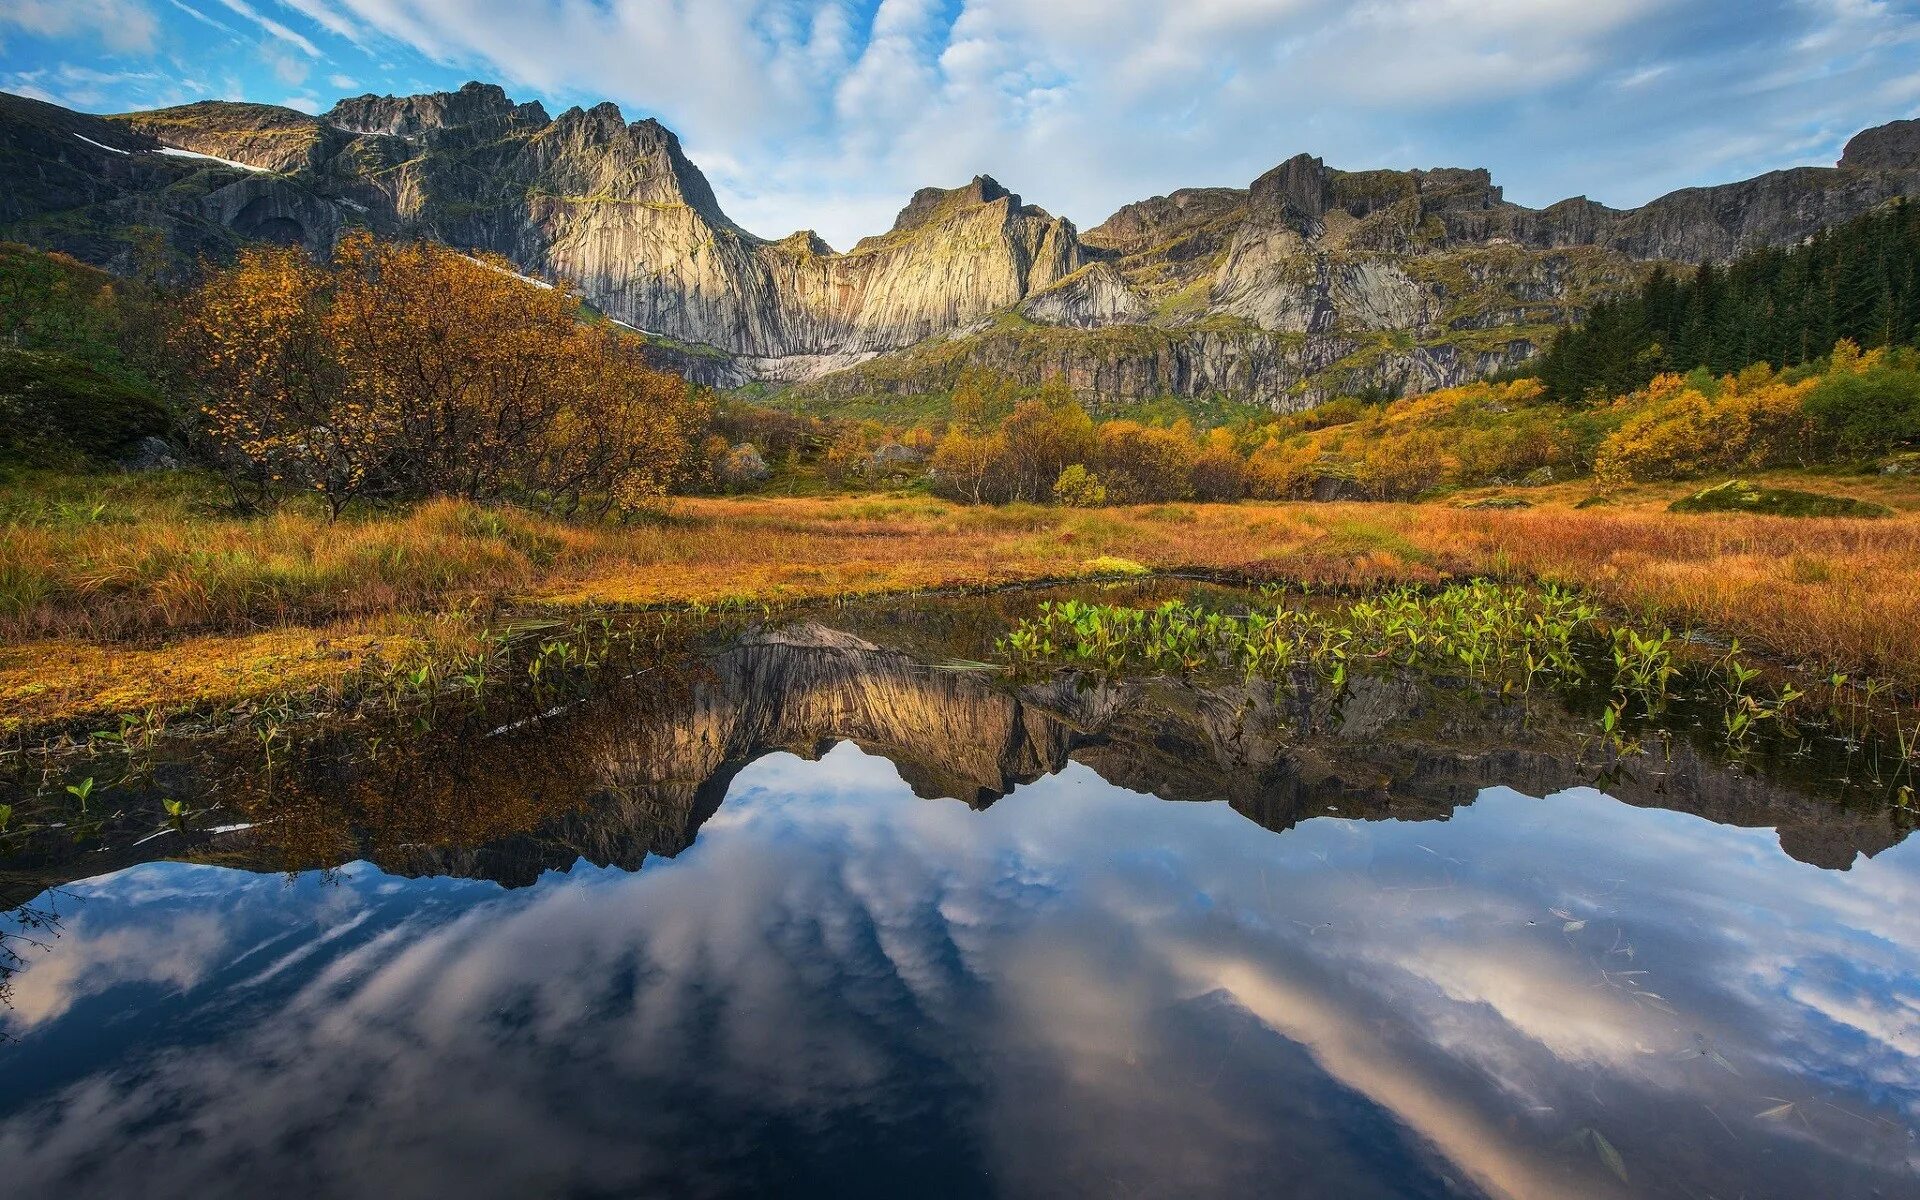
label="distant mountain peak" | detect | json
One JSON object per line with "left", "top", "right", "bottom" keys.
{"left": 327, "top": 80, "right": 548, "bottom": 139}
{"left": 1841, "top": 118, "right": 1920, "bottom": 171}
{"left": 890, "top": 174, "right": 1019, "bottom": 233}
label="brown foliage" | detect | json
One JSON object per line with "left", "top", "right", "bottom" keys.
{"left": 176, "top": 232, "right": 707, "bottom": 517}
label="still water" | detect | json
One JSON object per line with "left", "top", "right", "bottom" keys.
{"left": 2, "top": 613, "right": 1918, "bottom": 1198}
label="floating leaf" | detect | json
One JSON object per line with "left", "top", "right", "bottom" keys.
{"left": 1590, "top": 1129, "right": 1629, "bottom": 1185}
{"left": 1563, "top": 920, "right": 1587, "bottom": 933}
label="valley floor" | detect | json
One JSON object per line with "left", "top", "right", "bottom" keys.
{"left": 5, "top": 470, "right": 1920, "bottom": 734}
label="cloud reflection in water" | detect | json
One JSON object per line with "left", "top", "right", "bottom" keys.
{"left": 2, "top": 742, "right": 1918, "bottom": 1199}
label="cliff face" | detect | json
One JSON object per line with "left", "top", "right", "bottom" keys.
{"left": 108, "top": 84, "right": 1083, "bottom": 364}
{"left": 0, "top": 91, "right": 343, "bottom": 273}
{"left": 6, "top": 80, "right": 1920, "bottom": 406}
{"left": 796, "top": 136, "right": 1920, "bottom": 406}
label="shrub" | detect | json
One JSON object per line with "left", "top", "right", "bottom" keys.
{"left": 1592, "top": 368, "right": 1814, "bottom": 489}
{"left": 1000, "top": 389, "right": 1095, "bottom": 502}
{"left": 174, "top": 234, "right": 707, "bottom": 517}
{"left": 1803, "top": 353, "right": 1920, "bottom": 458}
{"left": 1052, "top": 463, "right": 1107, "bottom": 507}
{"left": 1093, "top": 420, "right": 1195, "bottom": 502}
{"left": 1190, "top": 446, "right": 1248, "bottom": 501}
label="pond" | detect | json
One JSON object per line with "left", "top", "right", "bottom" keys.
{"left": 2, "top": 586, "right": 1917, "bottom": 1199}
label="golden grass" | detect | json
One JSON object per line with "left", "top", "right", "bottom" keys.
{"left": 0, "top": 627, "right": 427, "bottom": 733}
{"left": 6, "top": 470, "right": 1920, "bottom": 729}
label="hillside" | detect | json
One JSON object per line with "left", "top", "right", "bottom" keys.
{"left": 5, "top": 82, "right": 1920, "bottom": 409}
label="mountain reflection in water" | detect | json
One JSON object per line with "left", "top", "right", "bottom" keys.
{"left": 2, "top": 617, "right": 1918, "bottom": 1200}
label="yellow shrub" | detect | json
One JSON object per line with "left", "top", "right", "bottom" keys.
{"left": 1594, "top": 369, "right": 1815, "bottom": 489}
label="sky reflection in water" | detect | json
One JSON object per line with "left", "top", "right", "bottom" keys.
{"left": 4, "top": 742, "right": 1919, "bottom": 1199}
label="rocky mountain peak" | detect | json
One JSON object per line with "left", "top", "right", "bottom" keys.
{"left": 1841, "top": 118, "right": 1920, "bottom": 171}
{"left": 1249, "top": 152, "right": 1334, "bottom": 225}
{"left": 776, "top": 229, "right": 834, "bottom": 256}
{"left": 540, "top": 100, "right": 738, "bottom": 231}
{"left": 1083, "top": 186, "right": 1248, "bottom": 254}
{"left": 891, "top": 174, "right": 1016, "bottom": 233}
{"left": 327, "top": 80, "right": 547, "bottom": 139}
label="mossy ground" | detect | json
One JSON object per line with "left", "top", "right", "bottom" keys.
{"left": 1669, "top": 479, "right": 1896, "bottom": 518}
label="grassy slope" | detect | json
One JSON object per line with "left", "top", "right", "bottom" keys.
{"left": 6, "top": 468, "right": 1920, "bottom": 731}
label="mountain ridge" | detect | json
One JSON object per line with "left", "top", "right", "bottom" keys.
{"left": 5, "top": 80, "right": 1919, "bottom": 408}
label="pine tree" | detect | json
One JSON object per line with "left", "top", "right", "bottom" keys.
{"left": 1536, "top": 199, "right": 1920, "bottom": 400}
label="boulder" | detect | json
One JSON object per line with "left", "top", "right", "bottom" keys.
{"left": 120, "top": 435, "right": 179, "bottom": 471}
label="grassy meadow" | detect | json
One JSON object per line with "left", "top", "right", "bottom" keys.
{"left": 7, "top": 464, "right": 1920, "bottom": 733}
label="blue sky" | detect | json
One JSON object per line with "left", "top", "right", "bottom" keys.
{"left": 4, "top": 0, "right": 1920, "bottom": 249}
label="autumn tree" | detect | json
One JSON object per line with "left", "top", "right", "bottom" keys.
{"left": 1093, "top": 419, "right": 1196, "bottom": 502}
{"left": 176, "top": 244, "right": 364, "bottom": 513}
{"left": 1190, "top": 428, "right": 1249, "bottom": 502}
{"left": 532, "top": 325, "right": 707, "bottom": 515}
{"left": 177, "top": 232, "right": 706, "bottom": 517}
{"left": 928, "top": 427, "right": 1007, "bottom": 504}
{"left": 950, "top": 365, "right": 1023, "bottom": 432}
{"left": 999, "top": 385, "right": 1095, "bottom": 501}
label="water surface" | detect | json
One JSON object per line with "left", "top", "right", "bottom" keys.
{"left": 2, "top": 605, "right": 1916, "bottom": 1199}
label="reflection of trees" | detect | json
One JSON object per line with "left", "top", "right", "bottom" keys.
{"left": 0, "top": 891, "right": 67, "bottom": 1037}
{"left": 226, "top": 658, "right": 706, "bottom": 885}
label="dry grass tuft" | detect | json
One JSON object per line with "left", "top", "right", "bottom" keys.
{"left": 7, "top": 471, "right": 1920, "bottom": 727}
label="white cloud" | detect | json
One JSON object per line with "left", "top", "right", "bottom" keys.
{"left": 166, "top": 0, "right": 237, "bottom": 35}
{"left": 276, "top": 0, "right": 376, "bottom": 49}
{"left": 328, "top": 72, "right": 358, "bottom": 89}
{"left": 0, "top": 0, "right": 160, "bottom": 53}
{"left": 211, "top": 0, "right": 320, "bottom": 56}
{"left": 268, "top": 48, "right": 309, "bottom": 86}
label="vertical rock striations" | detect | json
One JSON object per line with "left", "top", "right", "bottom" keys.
{"left": 6, "top": 79, "right": 1919, "bottom": 406}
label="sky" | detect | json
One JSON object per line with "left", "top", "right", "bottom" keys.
{"left": 3, "top": 0, "right": 1920, "bottom": 249}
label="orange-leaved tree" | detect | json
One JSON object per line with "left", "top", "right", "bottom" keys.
{"left": 176, "top": 243, "right": 365, "bottom": 514}
{"left": 177, "top": 232, "right": 706, "bottom": 517}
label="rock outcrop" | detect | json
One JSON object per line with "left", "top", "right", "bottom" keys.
{"left": 1020, "top": 262, "right": 1151, "bottom": 327}
{"left": 1841, "top": 118, "right": 1920, "bottom": 171}
{"left": 111, "top": 84, "right": 1084, "bottom": 367}
{"left": 6, "top": 79, "right": 1920, "bottom": 407}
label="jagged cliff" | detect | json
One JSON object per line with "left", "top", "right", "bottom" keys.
{"left": 5, "top": 80, "right": 1920, "bottom": 407}
{"left": 800, "top": 143, "right": 1920, "bottom": 408}
{"left": 115, "top": 84, "right": 1083, "bottom": 371}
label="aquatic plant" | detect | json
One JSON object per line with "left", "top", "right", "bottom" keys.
{"left": 999, "top": 580, "right": 1601, "bottom": 688}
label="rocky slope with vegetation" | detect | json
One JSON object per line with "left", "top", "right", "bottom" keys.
{"left": 5, "top": 81, "right": 1920, "bottom": 408}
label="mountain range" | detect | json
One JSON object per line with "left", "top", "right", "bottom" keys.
{"left": 5, "top": 80, "right": 1918, "bottom": 410}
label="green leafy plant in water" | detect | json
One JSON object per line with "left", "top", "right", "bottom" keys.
{"left": 998, "top": 581, "right": 1600, "bottom": 688}
{"left": 1611, "top": 627, "right": 1676, "bottom": 698}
